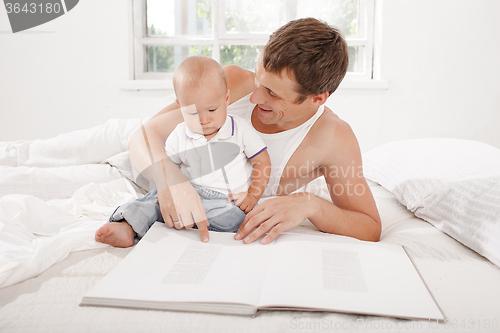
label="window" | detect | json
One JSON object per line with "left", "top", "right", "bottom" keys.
{"left": 132, "top": 0, "right": 377, "bottom": 84}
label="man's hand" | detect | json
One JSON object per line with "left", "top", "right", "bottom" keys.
{"left": 157, "top": 187, "right": 179, "bottom": 229}
{"left": 147, "top": 157, "right": 209, "bottom": 243}
{"left": 157, "top": 180, "right": 210, "bottom": 243}
{"left": 228, "top": 191, "right": 258, "bottom": 213}
{"left": 234, "top": 193, "right": 316, "bottom": 245}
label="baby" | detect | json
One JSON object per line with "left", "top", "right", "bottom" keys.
{"left": 96, "top": 56, "right": 271, "bottom": 247}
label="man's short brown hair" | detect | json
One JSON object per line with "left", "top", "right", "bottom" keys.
{"left": 262, "top": 17, "right": 349, "bottom": 104}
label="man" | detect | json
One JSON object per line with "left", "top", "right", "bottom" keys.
{"left": 128, "top": 18, "right": 381, "bottom": 245}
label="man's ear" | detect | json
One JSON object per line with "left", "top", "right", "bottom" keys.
{"left": 175, "top": 99, "right": 181, "bottom": 109}
{"left": 311, "top": 91, "right": 329, "bottom": 106}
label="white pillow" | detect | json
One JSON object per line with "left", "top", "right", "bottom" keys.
{"left": 101, "top": 151, "right": 149, "bottom": 194}
{"left": 0, "top": 118, "right": 144, "bottom": 168}
{"left": 363, "top": 138, "right": 500, "bottom": 267}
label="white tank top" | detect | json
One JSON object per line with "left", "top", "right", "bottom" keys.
{"left": 228, "top": 94, "right": 325, "bottom": 197}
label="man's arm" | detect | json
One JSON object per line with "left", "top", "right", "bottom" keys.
{"left": 306, "top": 119, "right": 381, "bottom": 240}
{"left": 128, "top": 102, "right": 183, "bottom": 172}
{"left": 234, "top": 116, "right": 381, "bottom": 244}
{"left": 223, "top": 65, "right": 256, "bottom": 104}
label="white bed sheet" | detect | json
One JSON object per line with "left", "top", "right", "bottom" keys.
{"left": 1, "top": 182, "right": 500, "bottom": 333}
{"left": 1, "top": 120, "right": 499, "bottom": 332}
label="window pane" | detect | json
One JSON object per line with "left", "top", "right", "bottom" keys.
{"left": 225, "top": 0, "right": 283, "bottom": 33}
{"left": 347, "top": 46, "right": 364, "bottom": 73}
{"left": 296, "top": 0, "right": 360, "bottom": 38}
{"left": 147, "top": 0, "right": 212, "bottom": 37}
{"left": 220, "top": 45, "right": 264, "bottom": 70}
{"left": 225, "top": 0, "right": 360, "bottom": 37}
{"left": 146, "top": 45, "right": 213, "bottom": 73}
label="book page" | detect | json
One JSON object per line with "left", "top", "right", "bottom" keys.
{"left": 84, "top": 223, "right": 273, "bottom": 310}
{"left": 257, "top": 233, "right": 444, "bottom": 320}
{"left": 163, "top": 242, "right": 224, "bottom": 284}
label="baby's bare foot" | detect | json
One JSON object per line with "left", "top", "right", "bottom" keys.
{"left": 95, "top": 222, "right": 135, "bottom": 248}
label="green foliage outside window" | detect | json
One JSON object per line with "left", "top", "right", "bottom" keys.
{"left": 146, "top": 0, "right": 360, "bottom": 73}
{"left": 220, "top": 45, "right": 263, "bottom": 71}
{"left": 147, "top": 26, "right": 174, "bottom": 72}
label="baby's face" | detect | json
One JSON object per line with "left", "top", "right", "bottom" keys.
{"left": 177, "top": 77, "right": 229, "bottom": 140}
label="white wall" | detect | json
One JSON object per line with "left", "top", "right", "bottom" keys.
{"left": 0, "top": 0, "right": 171, "bottom": 141}
{"left": 1, "top": 0, "right": 499, "bottom": 153}
{"left": 328, "top": 0, "right": 500, "bottom": 152}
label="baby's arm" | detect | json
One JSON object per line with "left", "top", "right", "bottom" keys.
{"left": 231, "top": 150, "right": 271, "bottom": 213}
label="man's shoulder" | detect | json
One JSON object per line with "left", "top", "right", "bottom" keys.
{"left": 313, "top": 107, "right": 354, "bottom": 142}
{"left": 306, "top": 107, "right": 360, "bottom": 160}
{"left": 224, "top": 65, "right": 255, "bottom": 104}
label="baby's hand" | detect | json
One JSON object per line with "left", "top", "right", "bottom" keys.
{"left": 228, "top": 192, "right": 257, "bottom": 214}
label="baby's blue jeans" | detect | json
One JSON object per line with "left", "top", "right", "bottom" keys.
{"left": 109, "top": 186, "right": 247, "bottom": 240}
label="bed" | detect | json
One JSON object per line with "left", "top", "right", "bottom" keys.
{"left": 1, "top": 119, "right": 499, "bottom": 333}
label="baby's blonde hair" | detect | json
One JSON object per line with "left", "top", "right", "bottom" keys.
{"left": 173, "top": 56, "right": 227, "bottom": 96}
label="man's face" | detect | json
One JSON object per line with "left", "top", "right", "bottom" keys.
{"left": 250, "top": 57, "right": 314, "bottom": 131}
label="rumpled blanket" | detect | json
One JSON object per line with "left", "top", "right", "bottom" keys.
{"left": 0, "top": 179, "right": 138, "bottom": 288}
{"left": 0, "top": 118, "right": 146, "bottom": 288}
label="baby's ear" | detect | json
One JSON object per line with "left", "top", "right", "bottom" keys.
{"left": 226, "top": 90, "right": 231, "bottom": 105}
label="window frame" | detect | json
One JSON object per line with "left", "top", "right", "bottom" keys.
{"left": 129, "top": 0, "right": 383, "bottom": 89}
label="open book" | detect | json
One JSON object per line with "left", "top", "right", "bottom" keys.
{"left": 81, "top": 222, "right": 444, "bottom": 320}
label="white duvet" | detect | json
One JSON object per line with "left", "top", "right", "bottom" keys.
{"left": 0, "top": 119, "right": 145, "bottom": 288}
{"left": 0, "top": 117, "right": 428, "bottom": 289}
{"left": 2, "top": 120, "right": 500, "bottom": 332}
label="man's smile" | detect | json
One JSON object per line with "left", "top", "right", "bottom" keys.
{"left": 258, "top": 105, "right": 273, "bottom": 113}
